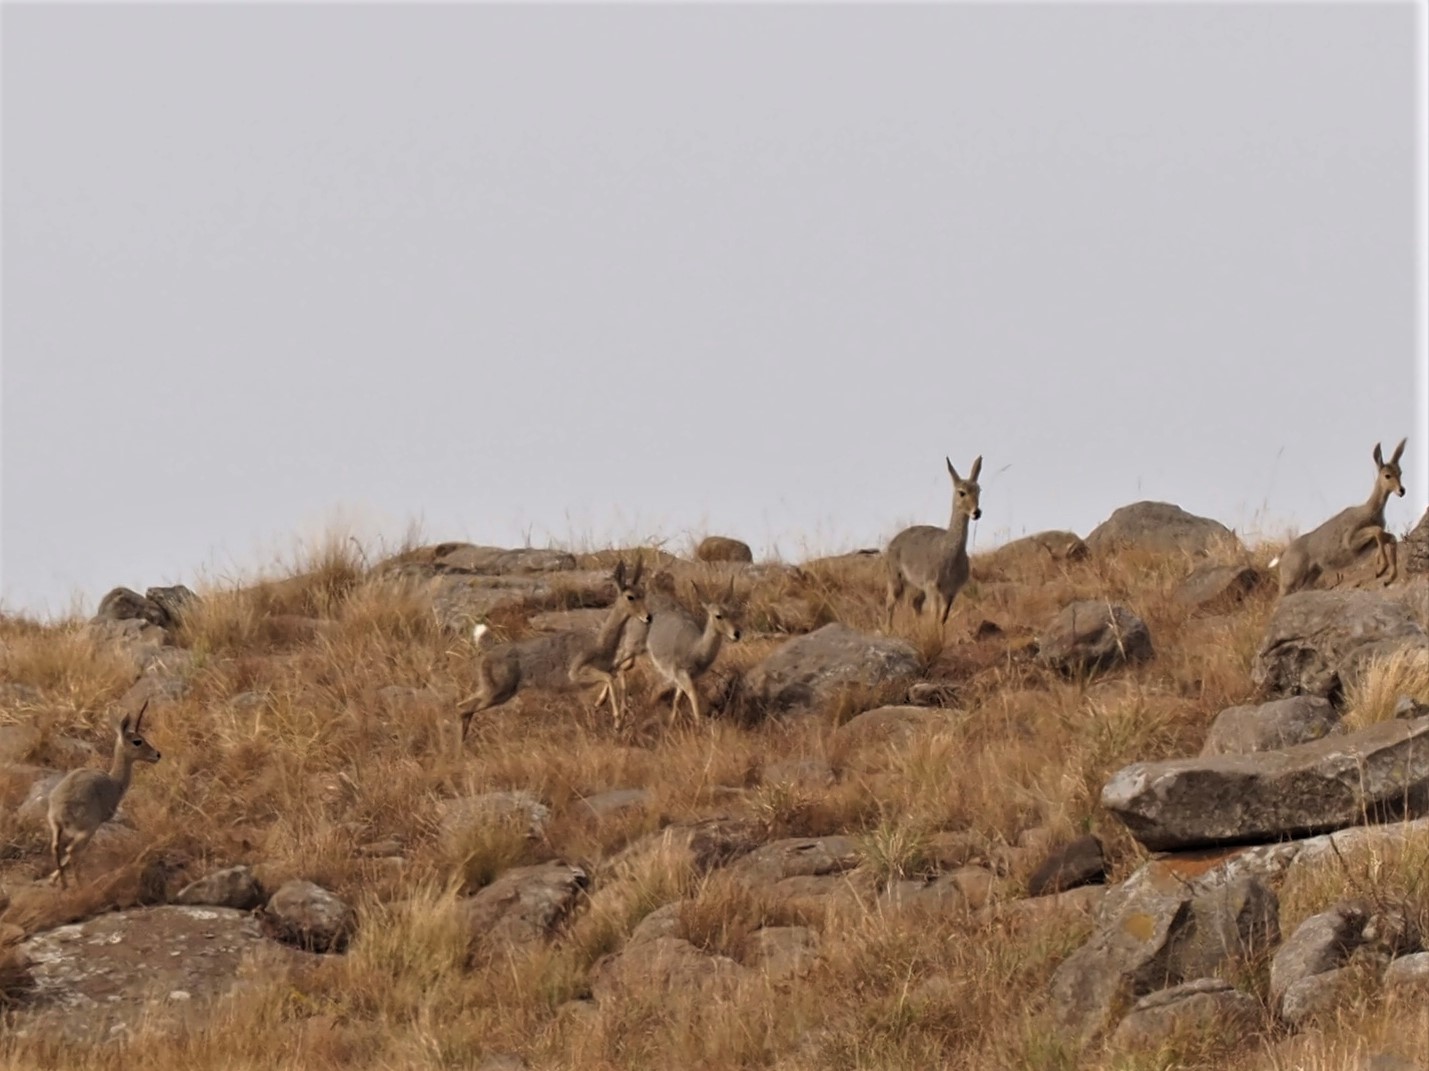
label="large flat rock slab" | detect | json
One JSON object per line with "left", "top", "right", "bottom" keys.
{"left": 12, "top": 905, "right": 314, "bottom": 1042}
{"left": 1102, "top": 715, "right": 1429, "bottom": 851}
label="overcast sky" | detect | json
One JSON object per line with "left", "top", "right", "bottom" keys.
{"left": 2, "top": 2, "right": 1424, "bottom": 618}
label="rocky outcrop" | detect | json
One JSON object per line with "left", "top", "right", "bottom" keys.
{"left": 1047, "top": 870, "right": 1278, "bottom": 1042}
{"left": 93, "top": 587, "right": 171, "bottom": 629}
{"left": 742, "top": 624, "right": 921, "bottom": 715}
{"left": 1086, "top": 502, "right": 1240, "bottom": 557}
{"left": 173, "top": 866, "right": 265, "bottom": 911}
{"left": 1173, "top": 562, "right": 1261, "bottom": 612}
{"left": 372, "top": 545, "right": 616, "bottom": 632}
{"left": 13, "top": 906, "right": 310, "bottom": 1042}
{"left": 989, "top": 530, "right": 1088, "bottom": 563}
{"left": 879, "top": 873, "right": 977, "bottom": 915}
{"left": 440, "top": 791, "right": 550, "bottom": 849}
{"left": 831, "top": 706, "right": 959, "bottom": 749}
{"left": 607, "top": 817, "right": 763, "bottom": 878}
{"left": 1036, "top": 602, "right": 1153, "bottom": 675}
{"left": 383, "top": 543, "right": 579, "bottom": 577}
{"left": 1200, "top": 696, "right": 1344, "bottom": 756}
{"left": 458, "top": 861, "right": 589, "bottom": 953}
{"left": 695, "top": 536, "right": 754, "bottom": 564}
{"left": 727, "top": 837, "right": 861, "bottom": 885}
{"left": 257, "top": 881, "right": 354, "bottom": 954}
{"left": 144, "top": 585, "right": 200, "bottom": 627}
{"left": 1252, "top": 590, "right": 1427, "bottom": 703}
{"left": 83, "top": 617, "right": 174, "bottom": 667}
{"left": 745, "top": 925, "right": 820, "bottom": 980}
{"left": 1270, "top": 900, "right": 1420, "bottom": 1027}
{"left": 1384, "top": 952, "right": 1429, "bottom": 990}
{"left": 1108, "top": 978, "right": 1260, "bottom": 1051}
{"left": 590, "top": 935, "right": 746, "bottom": 1005}
{"left": 1404, "top": 509, "right": 1429, "bottom": 576}
{"left": 1103, "top": 715, "right": 1429, "bottom": 851}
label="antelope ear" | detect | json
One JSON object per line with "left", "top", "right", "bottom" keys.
{"left": 1391, "top": 437, "right": 1406, "bottom": 465}
{"left": 613, "top": 559, "right": 627, "bottom": 588}
{"left": 1374, "top": 442, "right": 1385, "bottom": 466}
{"left": 630, "top": 557, "right": 644, "bottom": 587}
{"left": 968, "top": 455, "right": 983, "bottom": 482}
{"left": 946, "top": 456, "right": 960, "bottom": 482}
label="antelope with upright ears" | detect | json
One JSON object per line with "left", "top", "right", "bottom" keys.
{"left": 884, "top": 454, "right": 983, "bottom": 630}
{"left": 455, "top": 559, "right": 651, "bottom": 743}
{"left": 47, "top": 700, "right": 162, "bottom": 889}
{"left": 643, "top": 577, "right": 742, "bottom": 727}
{"left": 1276, "top": 438, "right": 1408, "bottom": 596}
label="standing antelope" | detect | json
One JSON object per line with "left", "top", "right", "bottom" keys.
{"left": 884, "top": 454, "right": 983, "bottom": 630}
{"left": 590, "top": 569, "right": 681, "bottom": 717}
{"left": 644, "top": 578, "right": 742, "bottom": 727}
{"left": 47, "top": 700, "right": 161, "bottom": 889}
{"left": 456, "top": 559, "right": 650, "bottom": 742}
{"left": 1276, "top": 438, "right": 1407, "bottom": 596}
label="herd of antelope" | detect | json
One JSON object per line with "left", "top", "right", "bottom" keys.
{"left": 452, "top": 436, "right": 1409, "bottom": 744}
{"left": 39, "top": 437, "right": 1410, "bottom": 888}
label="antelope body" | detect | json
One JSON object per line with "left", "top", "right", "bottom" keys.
{"left": 47, "top": 700, "right": 161, "bottom": 889}
{"left": 884, "top": 454, "right": 983, "bottom": 630}
{"left": 644, "top": 579, "right": 742, "bottom": 726}
{"left": 456, "top": 559, "right": 650, "bottom": 740}
{"left": 1277, "top": 438, "right": 1407, "bottom": 596}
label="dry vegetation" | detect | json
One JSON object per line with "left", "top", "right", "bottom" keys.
{"left": 1, "top": 531, "right": 1427, "bottom": 1070}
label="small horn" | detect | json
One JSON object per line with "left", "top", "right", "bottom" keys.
{"left": 133, "top": 698, "right": 150, "bottom": 732}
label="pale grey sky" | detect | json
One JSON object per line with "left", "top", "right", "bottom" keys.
{"left": 2, "top": 2, "right": 1424, "bottom": 618}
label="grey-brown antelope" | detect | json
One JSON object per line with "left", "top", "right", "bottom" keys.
{"left": 590, "top": 569, "right": 681, "bottom": 718}
{"left": 644, "top": 577, "right": 742, "bottom": 727}
{"left": 1275, "top": 438, "right": 1407, "bottom": 596}
{"left": 456, "top": 559, "right": 650, "bottom": 742}
{"left": 47, "top": 700, "right": 161, "bottom": 889}
{"left": 885, "top": 454, "right": 983, "bottom": 630}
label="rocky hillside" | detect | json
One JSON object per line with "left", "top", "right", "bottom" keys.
{"left": 2, "top": 502, "right": 1428, "bottom": 1070}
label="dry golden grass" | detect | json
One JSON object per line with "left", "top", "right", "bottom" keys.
{"left": 1345, "top": 645, "right": 1429, "bottom": 730}
{"left": 2, "top": 530, "right": 1418, "bottom": 1070}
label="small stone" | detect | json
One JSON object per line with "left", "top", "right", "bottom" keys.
{"left": 173, "top": 866, "right": 264, "bottom": 911}
{"left": 258, "top": 881, "right": 354, "bottom": 954}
